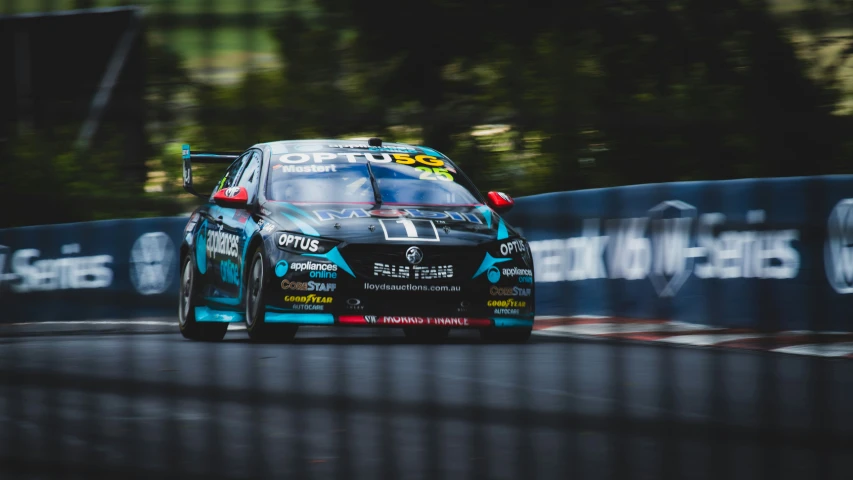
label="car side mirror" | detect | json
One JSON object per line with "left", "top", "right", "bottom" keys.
{"left": 486, "top": 191, "right": 514, "bottom": 213}
{"left": 213, "top": 186, "right": 249, "bottom": 208}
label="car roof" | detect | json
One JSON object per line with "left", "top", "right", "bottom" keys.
{"left": 251, "top": 139, "right": 446, "bottom": 156}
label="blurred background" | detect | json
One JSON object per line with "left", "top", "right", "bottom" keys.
{"left": 1, "top": 3, "right": 852, "bottom": 480}
{"left": 2, "top": 0, "right": 852, "bottom": 227}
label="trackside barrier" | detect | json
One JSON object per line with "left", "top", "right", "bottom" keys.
{"left": 505, "top": 174, "right": 853, "bottom": 332}
{"left": 1, "top": 174, "right": 852, "bottom": 330}
{"left": 0, "top": 217, "right": 188, "bottom": 321}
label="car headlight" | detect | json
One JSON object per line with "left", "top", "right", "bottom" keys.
{"left": 276, "top": 231, "right": 340, "bottom": 255}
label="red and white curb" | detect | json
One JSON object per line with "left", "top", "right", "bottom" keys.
{"left": 532, "top": 316, "right": 853, "bottom": 358}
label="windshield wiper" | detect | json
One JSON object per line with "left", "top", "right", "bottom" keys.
{"left": 365, "top": 160, "right": 383, "bottom": 209}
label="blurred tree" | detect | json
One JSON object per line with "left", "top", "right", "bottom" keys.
{"left": 188, "top": 0, "right": 851, "bottom": 201}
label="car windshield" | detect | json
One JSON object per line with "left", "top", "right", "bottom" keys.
{"left": 266, "top": 157, "right": 482, "bottom": 205}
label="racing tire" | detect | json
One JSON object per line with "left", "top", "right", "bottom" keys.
{"left": 245, "top": 248, "right": 298, "bottom": 343}
{"left": 178, "top": 255, "right": 228, "bottom": 342}
{"left": 480, "top": 327, "right": 532, "bottom": 343}
{"left": 403, "top": 327, "right": 450, "bottom": 343}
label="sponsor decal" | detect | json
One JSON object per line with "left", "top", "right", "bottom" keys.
{"left": 494, "top": 308, "right": 520, "bottom": 315}
{"left": 530, "top": 202, "right": 800, "bottom": 297}
{"left": 206, "top": 230, "right": 239, "bottom": 259}
{"left": 129, "top": 232, "right": 176, "bottom": 295}
{"left": 405, "top": 246, "right": 424, "bottom": 265}
{"left": 275, "top": 260, "right": 289, "bottom": 277}
{"left": 326, "top": 144, "right": 418, "bottom": 153}
{"left": 224, "top": 186, "right": 241, "bottom": 198}
{"left": 277, "top": 164, "right": 338, "bottom": 173}
{"left": 374, "top": 262, "right": 453, "bottom": 280}
{"left": 487, "top": 266, "right": 501, "bottom": 283}
{"left": 232, "top": 210, "right": 251, "bottom": 224}
{"left": 292, "top": 304, "right": 325, "bottom": 311}
{"left": 487, "top": 298, "right": 527, "bottom": 308}
{"left": 346, "top": 298, "right": 364, "bottom": 311}
{"left": 0, "top": 244, "right": 113, "bottom": 293}
{"left": 490, "top": 285, "right": 531, "bottom": 297}
{"left": 499, "top": 239, "right": 527, "bottom": 256}
{"left": 363, "top": 282, "right": 461, "bottom": 292}
{"left": 281, "top": 279, "right": 337, "bottom": 292}
{"left": 379, "top": 218, "right": 439, "bottom": 241}
{"left": 288, "top": 261, "right": 338, "bottom": 279}
{"left": 258, "top": 219, "right": 276, "bottom": 234}
{"left": 284, "top": 294, "right": 333, "bottom": 304}
{"left": 276, "top": 151, "right": 445, "bottom": 167}
{"left": 501, "top": 267, "right": 533, "bottom": 277}
{"left": 278, "top": 233, "right": 321, "bottom": 253}
{"left": 825, "top": 199, "right": 853, "bottom": 293}
{"left": 339, "top": 316, "right": 492, "bottom": 327}
{"left": 291, "top": 261, "right": 338, "bottom": 272}
{"left": 313, "top": 208, "right": 482, "bottom": 224}
{"left": 220, "top": 259, "right": 240, "bottom": 285}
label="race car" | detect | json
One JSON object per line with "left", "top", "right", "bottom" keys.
{"left": 178, "top": 138, "right": 534, "bottom": 342}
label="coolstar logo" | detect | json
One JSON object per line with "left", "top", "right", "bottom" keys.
{"left": 825, "top": 199, "right": 853, "bottom": 293}
{"left": 490, "top": 286, "right": 532, "bottom": 297}
{"left": 281, "top": 279, "right": 337, "bottom": 292}
{"left": 278, "top": 233, "right": 320, "bottom": 253}
{"left": 374, "top": 263, "right": 453, "bottom": 280}
{"left": 530, "top": 202, "right": 801, "bottom": 297}
{"left": 206, "top": 230, "right": 239, "bottom": 259}
{"left": 499, "top": 239, "right": 527, "bottom": 256}
{"left": 284, "top": 294, "right": 333, "bottom": 304}
{"left": 0, "top": 245, "right": 113, "bottom": 293}
{"left": 487, "top": 298, "right": 527, "bottom": 308}
{"left": 313, "top": 208, "right": 482, "bottom": 224}
{"left": 280, "top": 164, "right": 337, "bottom": 173}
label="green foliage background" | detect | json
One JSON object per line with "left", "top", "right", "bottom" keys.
{"left": 2, "top": 0, "right": 852, "bottom": 227}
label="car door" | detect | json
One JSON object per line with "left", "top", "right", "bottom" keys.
{"left": 213, "top": 149, "right": 263, "bottom": 306}
{"left": 200, "top": 152, "right": 250, "bottom": 304}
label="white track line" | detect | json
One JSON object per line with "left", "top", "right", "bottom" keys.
{"left": 655, "top": 334, "right": 765, "bottom": 346}
{"left": 2, "top": 320, "right": 176, "bottom": 327}
{"left": 537, "top": 322, "right": 710, "bottom": 336}
{"left": 771, "top": 342, "right": 853, "bottom": 357}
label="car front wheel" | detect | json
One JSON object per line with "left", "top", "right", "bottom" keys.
{"left": 245, "top": 248, "right": 298, "bottom": 342}
{"left": 178, "top": 255, "right": 228, "bottom": 341}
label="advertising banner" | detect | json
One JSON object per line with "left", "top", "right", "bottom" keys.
{"left": 2, "top": 174, "right": 853, "bottom": 331}
{"left": 506, "top": 175, "right": 853, "bottom": 331}
{"left": 0, "top": 217, "right": 187, "bottom": 321}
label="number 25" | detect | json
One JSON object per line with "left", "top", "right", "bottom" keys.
{"left": 416, "top": 166, "right": 453, "bottom": 181}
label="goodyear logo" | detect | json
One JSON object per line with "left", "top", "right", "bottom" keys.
{"left": 284, "top": 294, "right": 333, "bottom": 304}
{"left": 486, "top": 298, "right": 526, "bottom": 308}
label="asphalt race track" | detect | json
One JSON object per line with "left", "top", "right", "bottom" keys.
{"left": 0, "top": 323, "right": 851, "bottom": 480}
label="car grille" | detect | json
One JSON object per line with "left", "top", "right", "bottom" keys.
{"left": 341, "top": 244, "right": 481, "bottom": 283}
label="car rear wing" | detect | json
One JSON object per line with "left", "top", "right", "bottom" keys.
{"left": 182, "top": 144, "right": 243, "bottom": 198}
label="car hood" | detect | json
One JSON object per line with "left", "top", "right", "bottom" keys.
{"left": 261, "top": 202, "right": 516, "bottom": 247}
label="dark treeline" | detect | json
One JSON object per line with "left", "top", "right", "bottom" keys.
{"left": 189, "top": 0, "right": 853, "bottom": 195}
{"left": 2, "top": 0, "right": 852, "bottom": 226}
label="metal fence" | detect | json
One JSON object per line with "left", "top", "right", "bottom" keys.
{"left": 1, "top": 1, "right": 852, "bottom": 479}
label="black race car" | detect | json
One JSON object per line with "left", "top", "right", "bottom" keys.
{"left": 178, "top": 138, "right": 534, "bottom": 342}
